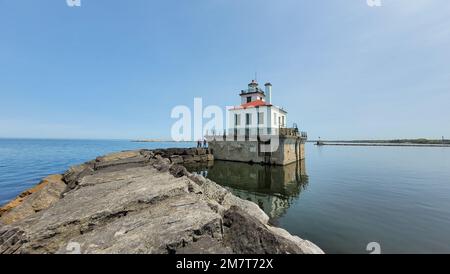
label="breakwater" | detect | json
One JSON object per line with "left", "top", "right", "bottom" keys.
{"left": 0, "top": 148, "right": 323, "bottom": 254}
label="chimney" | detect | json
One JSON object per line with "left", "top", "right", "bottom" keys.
{"left": 265, "top": 83, "right": 272, "bottom": 104}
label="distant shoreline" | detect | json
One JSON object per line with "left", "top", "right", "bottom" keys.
{"left": 308, "top": 138, "right": 449, "bottom": 145}
{"left": 310, "top": 142, "right": 450, "bottom": 148}
{"left": 131, "top": 139, "right": 185, "bottom": 143}
{"left": 308, "top": 139, "right": 450, "bottom": 147}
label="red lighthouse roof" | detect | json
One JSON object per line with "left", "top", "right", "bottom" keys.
{"left": 235, "top": 100, "right": 272, "bottom": 109}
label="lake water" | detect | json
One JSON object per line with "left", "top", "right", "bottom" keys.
{"left": 0, "top": 139, "right": 195, "bottom": 205}
{"left": 1, "top": 139, "right": 449, "bottom": 254}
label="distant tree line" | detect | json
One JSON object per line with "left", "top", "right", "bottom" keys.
{"left": 379, "top": 139, "right": 450, "bottom": 145}
{"left": 309, "top": 139, "right": 450, "bottom": 144}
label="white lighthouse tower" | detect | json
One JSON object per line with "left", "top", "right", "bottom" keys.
{"left": 208, "top": 79, "right": 307, "bottom": 165}
{"left": 227, "top": 80, "right": 287, "bottom": 137}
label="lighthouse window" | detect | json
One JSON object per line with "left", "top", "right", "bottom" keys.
{"left": 234, "top": 114, "right": 241, "bottom": 126}
{"left": 246, "top": 96, "right": 252, "bottom": 103}
{"left": 246, "top": 113, "right": 252, "bottom": 125}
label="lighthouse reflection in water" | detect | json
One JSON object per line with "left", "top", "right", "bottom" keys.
{"left": 187, "top": 160, "right": 308, "bottom": 220}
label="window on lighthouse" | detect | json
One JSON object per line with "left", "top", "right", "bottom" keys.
{"left": 234, "top": 114, "right": 241, "bottom": 126}
{"left": 246, "top": 97, "right": 251, "bottom": 103}
{"left": 246, "top": 113, "right": 252, "bottom": 125}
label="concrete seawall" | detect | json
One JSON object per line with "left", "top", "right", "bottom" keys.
{"left": 208, "top": 136, "right": 305, "bottom": 165}
{"left": 0, "top": 148, "right": 323, "bottom": 254}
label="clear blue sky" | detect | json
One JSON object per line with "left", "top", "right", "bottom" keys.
{"left": 1, "top": 0, "right": 449, "bottom": 140}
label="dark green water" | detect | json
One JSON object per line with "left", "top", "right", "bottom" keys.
{"left": 189, "top": 144, "right": 450, "bottom": 254}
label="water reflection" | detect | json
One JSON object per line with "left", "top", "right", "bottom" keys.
{"left": 187, "top": 160, "right": 308, "bottom": 220}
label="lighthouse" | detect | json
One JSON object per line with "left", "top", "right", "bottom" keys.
{"left": 228, "top": 80, "right": 287, "bottom": 138}
{"left": 208, "top": 80, "right": 307, "bottom": 166}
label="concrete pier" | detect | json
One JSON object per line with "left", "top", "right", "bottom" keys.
{"left": 207, "top": 129, "right": 307, "bottom": 166}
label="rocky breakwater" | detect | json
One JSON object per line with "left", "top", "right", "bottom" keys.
{"left": 0, "top": 148, "right": 323, "bottom": 254}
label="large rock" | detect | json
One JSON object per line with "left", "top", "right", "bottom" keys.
{"left": 0, "top": 149, "right": 323, "bottom": 254}
{"left": 222, "top": 206, "right": 305, "bottom": 254}
{"left": 63, "top": 163, "right": 94, "bottom": 190}
{"left": 95, "top": 150, "right": 142, "bottom": 162}
{"left": 169, "top": 155, "right": 184, "bottom": 165}
{"left": 0, "top": 175, "right": 66, "bottom": 225}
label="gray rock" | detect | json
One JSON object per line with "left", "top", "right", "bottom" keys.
{"left": 0, "top": 175, "right": 66, "bottom": 225}
{"left": 193, "top": 155, "right": 202, "bottom": 162}
{"left": 93, "top": 156, "right": 149, "bottom": 171}
{"left": 170, "top": 155, "right": 184, "bottom": 164}
{"left": 63, "top": 163, "right": 94, "bottom": 190}
{"left": 206, "top": 154, "right": 214, "bottom": 161}
{"left": 139, "top": 149, "right": 154, "bottom": 159}
{"left": 165, "top": 148, "right": 187, "bottom": 156}
{"left": 169, "top": 165, "right": 189, "bottom": 178}
{"left": 267, "top": 226, "right": 324, "bottom": 254}
{"left": 95, "top": 150, "right": 142, "bottom": 162}
{"left": 182, "top": 155, "right": 196, "bottom": 164}
{"left": 0, "top": 148, "right": 323, "bottom": 254}
{"left": 196, "top": 148, "right": 206, "bottom": 155}
{"left": 176, "top": 236, "right": 232, "bottom": 254}
{"left": 222, "top": 206, "right": 304, "bottom": 254}
{"left": 185, "top": 148, "right": 197, "bottom": 156}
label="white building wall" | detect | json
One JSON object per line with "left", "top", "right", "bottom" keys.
{"left": 271, "top": 108, "right": 287, "bottom": 129}
{"left": 228, "top": 106, "right": 287, "bottom": 136}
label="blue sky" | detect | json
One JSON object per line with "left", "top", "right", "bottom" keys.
{"left": 0, "top": 0, "right": 449, "bottom": 140}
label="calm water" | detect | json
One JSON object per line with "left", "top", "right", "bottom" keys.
{"left": 1, "top": 139, "right": 450, "bottom": 253}
{"left": 190, "top": 144, "right": 450, "bottom": 254}
{"left": 0, "top": 139, "right": 195, "bottom": 205}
